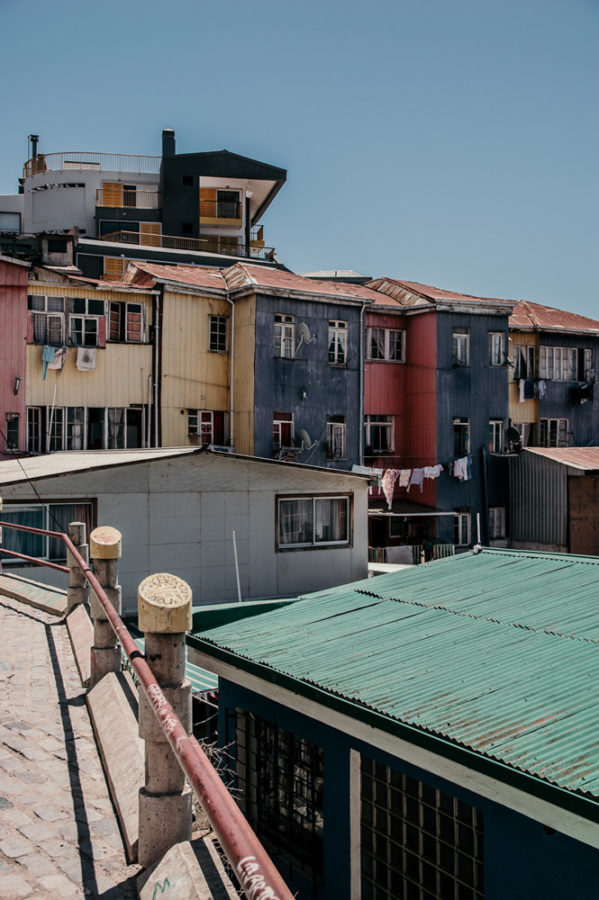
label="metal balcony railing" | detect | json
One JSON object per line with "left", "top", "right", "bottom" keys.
{"left": 98, "top": 230, "right": 276, "bottom": 261}
{"left": 96, "top": 188, "right": 161, "bottom": 210}
{"left": 23, "top": 152, "right": 161, "bottom": 179}
{"left": 0, "top": 517, "right": 293, "bottom": 900}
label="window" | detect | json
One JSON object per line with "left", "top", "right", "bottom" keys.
{"left": 209, "top": 315, "right": 228, "bottom": 353}
{"left": 326, "top": 416, "right": 346, "bottom": 460}
{"left": 513, "top": 345, "right": 536, "bottom": 379}
{"left": 328, "top": 320, "right": 347, "bottom": 365}
{"left": 488, "top": 419, "right": 504, "bottom": 453}
{"left": 511, "top": 422, "right": 534, "bottom": 447}
{"left": 364, "top": 416, "right": 394, "bottom": 454}
{"left": 5, "top": 414, "right": 19, "bottom": 450}
{"left": 122, "top": 184, "right": 136, "bottom": 208}
{"left": 488, "top": 331, "right": 505, "bottom": 366}
{"left": 579, "top": 348, "right": 593, "bottom": 381}
{"left": 217, "top": 190, "right": 240, "bottom": 219}
{"left": 538, "top": 418, "right": 569, "bottom": 447}
{"left": 48, "top": 408, "right": 64, "bottom": 451}
{"left": 453, "top": 418, "right": 470, "bottom": 456}
{"left": 273, "top": 412, "right": 294, "bottom": 454}
{"left": 188, "top": 410, "right": 226, "bottom": 446}
{"left": 360, "top": 754, "right": 484, "bottom": 900}
{"left": 234, "top": 710, "right": 323, "bottom": 883}
{"left": 182, "top": 174, "right": 193, "bottom": 187}
{"left": 1, "top": 503, "right": 92, "bottom": 563}
{"left": 278, "top": 495, "right": 350, "bottom": 548}
{"left": 489, "top": 506, "right": 505, "bottom": 539}
{"left": 99, "top": 220, "right": 139, "bottom": 238}
{"left": 452, "top": 328, "right": 470, "bottom": 366}
{"left": 70, "top": 316, "right": 98, "bottom": 347}
{"left": 274, "top": 315, "right": 294, "bottom": 358}
{"left": 539, "top": 346, "right": 578, "bottom": 381}
{"left": 367, "top": 328, "right": 405, "bottom": 362}
{"left": 109, "top": 302, "right": 144, "bottom": 342}
{"left": 454, "top": 511, "right": 471, "bottom": 547}
{"left": 66, "top": 408, "right": 84, "bottom": 450}
{"left": 28, "top": 295, "right": 65, "bottom": 346}
{"left": 27, "top": 408, "right": 41, "bottom": 453}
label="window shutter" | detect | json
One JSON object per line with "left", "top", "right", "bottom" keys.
{"left": 109, "top": 303, "right": 121, "bottom": 341}
{"left": 98, "top": 316, "right": 107, "bottom": 348}
{"left": 126, "top": 305, "right": 143, "bottom": 342}
{"left": 101, "top": 182, "right": 123, "bottom": 207}
{"left": 140, "top": 222, "right": 161, "bottom": 247}
{"left": 199, "top": 187, "right": 217, "bottom": 217}
{"left": 26, "top": 310, "right": 35, "bottom": 344}
{"left": 103, "top": 257, "right": 125, "bottom": 281}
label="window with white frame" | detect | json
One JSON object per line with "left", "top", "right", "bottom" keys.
{"left": 360, "top": 754, "right": 484, "bottom": 900}
{"left": 453, "top": 418, "right": 470, "bottom": 456}
{"left": 109, "top": 302, "right": 144, "bottom": 342}
{"left": 28, "top": 295, "right": 65, "bottom": 346}
{"left": 367, "top": 327, "right": 405, "bottom": 362}
{"left": 66, "top": 407, "right": 84, "bottom": 450}
{"left": 538, "top": 418, "right": 568, "bottom": 447}
{"left": 27, "top": 408, "right": 42, "bottom": 453}
{"left": 5, "top": 413, "right": 19, "bottom": 450}
{"left": 273, "top": 411, "right": 294, "bottom": 454}
{"left": 488, "top": 419, "right": 504, "bottom": 453}
{"left": 326, "top": 416, "right": 346, "bottom": 460}
{"left": 489, "top": 506, "right": 505, "bottom": 539}
{"left": 274, "top": 314, "right": 295, "bottom": 358}
{"left": 209, "top": 315, "right": 228, "bottom": 353}
{"left": 513, "top": 345, "right": 536, "bottom": 379}
{"left": 0, "top": 503, "right": 93, "bottom": 563}
{"left": 454, "top": 511, "right": 471, "bottom": 547}
{"left": 70, "top": 316, "right": 99, "bottom": 347}
{"left": 539, "top": 346, "right": 578, "bottom": 381}
{"left": 188, "top": 410, "right": 226, "bottom": 446}
{"left": 511, "top": 422, "right": 534, "bottom": 447}
{"left": 488, "top": 332, "right": 505, "bottom": 366}
{"left": 364, "top": 416, "right": 394, "bottom": 454}
{"left": 328, "top": 320, "right": 347, "bottom": 365}
{"left": 452, "top": 328, "right": 470, "bottom": 366}
{"left": 278, "top": 495, "right": 350, "bottom": 548}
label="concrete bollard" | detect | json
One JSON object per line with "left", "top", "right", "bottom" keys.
{"left": 89, "top": 526, "right": 122, "bottom": 687}
{"left": 137, "top": 572, "right": 193, "bottom": 869}
{"left": 66, "top": 522, "right": 89, "bottom": 614}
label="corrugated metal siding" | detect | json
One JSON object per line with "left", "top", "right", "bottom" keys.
{"left": 232, "top": 295, "right": 256, "bottom": 456}
{"left": 0, "top": 260, "right": 27, "bottom": 450}
{"left": 510, "top": 452, "right": 568, "bottom": 547}
{"left": 193, "top": 548, "right": 599, "bottom": 800}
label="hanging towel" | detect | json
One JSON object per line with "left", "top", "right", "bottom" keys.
{"left": 76, "top": 347, "right": 96, "bottom": 371}
{"left": 407, "top": 468, "right": 425, "bottom": 493}
{"left": 519, "top": 379, "right": 525, "bottom": 403}
{"left": 453, "top": 457, "right": 468, "bottom": 481}
{"left": 424, "top": 464, "right": 443, "bottom": 479}
{"left": 48, "top": 346, "right": 67, "bottom": 371}
{"left": 381, "top": 469, "right": 399, "bottom": 510}
{"left": 41, "top": 345, "right": 55, "bottom": 381}
{"left": 398, "top": 469, "right": 411, "bottom": 488}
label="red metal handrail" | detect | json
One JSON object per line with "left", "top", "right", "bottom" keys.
{"left": 0, "top": 519, "right": 293, "bottom": 899}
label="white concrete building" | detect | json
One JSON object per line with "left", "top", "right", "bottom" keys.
{"left": 0, "top": 447, "right": 369, "bottom": 613}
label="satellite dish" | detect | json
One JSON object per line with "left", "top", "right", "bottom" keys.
{"left": 507, "top": 426, "right": 521, "bottom": 443}
{"left": 299, "top": 428, "right": 319, "bottom": 451}
{"left": 296, "top": 322, "right": 315, "bottom": 353}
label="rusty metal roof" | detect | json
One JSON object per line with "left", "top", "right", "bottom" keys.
{"left": 366, "top": 277, "right": 515, "bottom": 310}
{"left": 193, "top": 548, "right": 599, "bottom": 805}
{"left": 120, "top": 262, "right": 227, "bottom": 291}
{"left": 224, "top": 263, "right": 381, "bottom": 302}
{"left": 524, "top": 447, "right": 599, "bottom": 471}
{"left": 510, "top": 299, "right": 599, "bottom": 334}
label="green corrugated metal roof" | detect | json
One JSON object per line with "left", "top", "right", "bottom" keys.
{"left": 191, "top": 548, "right": 599, "bottom": 804}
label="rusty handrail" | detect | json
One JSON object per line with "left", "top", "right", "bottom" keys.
{"left": 0, "top": 548, "right": 68, "bottom": 572}
{"left": 0, "top": 519, "right": 293, "bottom": 900}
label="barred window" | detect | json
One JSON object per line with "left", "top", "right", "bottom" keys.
{"left": 234, "top": 710, "right": 324, "bottom": 884}
{"left": 360, "top": 755, "right": 484, "bottom": 900}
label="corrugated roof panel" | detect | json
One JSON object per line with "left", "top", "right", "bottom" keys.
{"left": 193, "top": 549, "right": 599, "bottom": 801}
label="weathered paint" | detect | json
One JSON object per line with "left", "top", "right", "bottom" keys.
{"left": 509, "top": 451, "right": 568, "bottom": 549}
{"left": 0, "top": 258, "right": 28, "bottom": 454}
{"left": 232, "top": 295, "right": 257, "bottom": 456}
{"left": 569, "top": 474, "right": 599, "bottom": 555}
{"left": 508, "top": 332, "right": 538, "bottom": 424}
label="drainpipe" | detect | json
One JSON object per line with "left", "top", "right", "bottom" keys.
{"left": 226, "top": 296, "right": 235, "bottom": 449}
{"left": 359, "top": 302, "right": 366, "bottom": 464}
{"left": 152, "top": 289, "right": 162, "bottom": 448}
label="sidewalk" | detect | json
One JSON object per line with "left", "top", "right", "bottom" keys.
{"left": 0, "top": 594, "right": 140, "bottom": 899}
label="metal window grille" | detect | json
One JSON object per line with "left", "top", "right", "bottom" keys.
{"left": 327, "top": 420, "right": 346, "bottom": 459}
{"left": 360, "top": 755, "right": 484, "bottom": 900}
{"left": 233, "top": 709, "right": 324, "bottom": 884}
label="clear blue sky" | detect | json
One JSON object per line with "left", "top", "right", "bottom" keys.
{"left": 1, "top": 0, "right": 598, "bottom": 316}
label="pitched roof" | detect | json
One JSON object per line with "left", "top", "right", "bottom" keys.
{"left": 119, "top": 262, "right": 227, "bottom": 291}
{"left": 510, "top": 299, "right": 599, "bottom": 334}
{"left": 223, "top": 263, "right": 381, "bottom": 302}
{"left": 366, "top": 277, "right": 515, "bottom": 311}
{"left": 192, "top": 548, "right": 599, "bottom": 806}
{"left": 524, "top": 447, "right": 599, "bottom": 471}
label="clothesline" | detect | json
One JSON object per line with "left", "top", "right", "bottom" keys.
{"left": 377, "top": 455, "right": 473, "bottom": 509}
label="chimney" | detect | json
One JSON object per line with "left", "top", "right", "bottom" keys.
{"left": 162, "top": 129, "right": 176, "bottom": 158}
{"left": 28, "top": 134, "right": 39, "bottom": 158}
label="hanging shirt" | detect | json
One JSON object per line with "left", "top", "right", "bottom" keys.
{"left": 398, "top": 469, "right": 411, "bottom": 488}
{"left": 407, "top": 468, "right": 425, "bottom": 493}
{"left": 424, "top": 465, "right": 443, "bottom": 479}
{"left": 381, "top": 469, "right": 399, "bottom": 510}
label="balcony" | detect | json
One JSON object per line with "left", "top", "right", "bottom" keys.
{"left": 23, "top": 152, "right": 161, "bottom": 179}
{"left": 97, "top": 228, "right": 276, "bottom": 261}
{"left": 96, "top": 187, "right": 161, "bottom": 210}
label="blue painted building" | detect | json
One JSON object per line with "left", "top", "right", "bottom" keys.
{"left": 189, "top": 549, "right": 599, "bottom": 899}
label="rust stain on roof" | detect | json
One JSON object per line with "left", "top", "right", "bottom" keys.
{"left": 510, "top": 299, "right": 599, "bottom": 334}
{"left": 525, "top": 447, "right": 599, "bottom": 471}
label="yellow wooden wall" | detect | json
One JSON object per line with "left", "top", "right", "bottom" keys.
{"left": 508, "top": 332, "right": 539, "bottom": 424}
{"left": 160, "top": 289, "right": 231, "bottom": 446}
{"left": 232, "top": 295, "right": 256, "bottom": 455}
{"left": 26, "top": 279, "right": 153, "bottom": 408}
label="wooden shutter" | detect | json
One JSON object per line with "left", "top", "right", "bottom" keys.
{"left": 103, "top": 257, "right": 125, "bottom": 281}
{"left": 140, "top": 223, "right": 161, "bottom": 247}
{"left": 199, "top": 187, "right": 217, "bottom": 218}
{"left": 101, "top": 182, "right": 123, "bottom": 207}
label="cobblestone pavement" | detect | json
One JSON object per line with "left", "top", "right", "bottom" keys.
{"left": 0, "top": 595, "right": 141, "bottom": 899}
